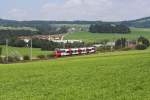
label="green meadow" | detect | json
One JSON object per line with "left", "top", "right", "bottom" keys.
{"left": 0, "top": 28, "right": 150, "bottom": 100}
{"left": 0, "top": 45, "right": 52, "bottom": 57}
{"left": 65, "top": 28, "right": 150, "bottom": 42}
{"left": 0, "top": 49, "right": 150, "bottom": 100}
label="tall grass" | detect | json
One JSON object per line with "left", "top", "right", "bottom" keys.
{"left": 0, "top": 49, "right": 150, "bottom": 99}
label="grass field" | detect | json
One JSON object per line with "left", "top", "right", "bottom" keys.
{"left": 0, "top": 45, "right": 52, "bottom": 57}
{"left": 65, "top": 28, "right": 150, "bottom": 42}
{"left": 0, "top": 48, "right": 150, "bottom": 100}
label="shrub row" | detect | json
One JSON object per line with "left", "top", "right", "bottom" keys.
{"left": 135, "top": 44, "right": 147, "bottom": 50}
{"left": 0, "top": 56, "right": 23, "bottom": 63}
{"left": 0, "top": 53, "right": 54, "bottom": 64}
{"left": 37, "top": 54, "right": 54, "bottom": 60}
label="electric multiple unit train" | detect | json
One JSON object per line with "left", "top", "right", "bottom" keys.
{"left": 55, "top": 47, "right": 96, "bottom": 57}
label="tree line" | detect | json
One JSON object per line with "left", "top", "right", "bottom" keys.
{"left": 89, "top": 24, "right": 131, "bottom": 34}
{"left": 115, "top": 36, "right": 150, "bottom": 50}
{"left": 7, "top": 39, "right": 87, "bottom": 51}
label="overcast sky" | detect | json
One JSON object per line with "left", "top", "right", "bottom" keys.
{"left": 0, "top": 0, "right": 150, "bottom": 21}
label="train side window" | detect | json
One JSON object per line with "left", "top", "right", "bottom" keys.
{"left": 74, "top": 50, "right": 77, "bottom": 53}
{"left": 78, "top": 49, "right": 81, "bottom": 52}
{"left": 87, "top": 49, "right": 91, "bottom": 51}
{"left": 66, "top": 51, "right": 69, "bottom": 53}
{"left": 60, "top": 50, "right": 65, "bottom": 53}
{"left": 92, "top": 48, "right": 95, "bottom": 50}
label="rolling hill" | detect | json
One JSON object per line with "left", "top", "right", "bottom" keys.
{"left": 1, "top": 16, "right": 150, "bottom": 28}
{"left": 121, "top": 17, "right": 150, "bottom": 28}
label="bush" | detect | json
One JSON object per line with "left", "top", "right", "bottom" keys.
{"left": 96, "top": 45, "right": 114, "bottom": 52}
{"left": 0, "top": 56, "right": 22, "bottom": 63}
{"left": 115, "top": 38, "right": 127, "bottom": 49}
{"left": 0, "top": 57, "right": 4, "bottom": 63}
{"left": 0, "top": 47, "right": 2, "bottom": 56}
{"left": 136, "top": 44, "right": 147, "bottom": 50}
{"left": 138, "top": 36, "right": 150, "bottom": 47}
{"left": 7, "top": 56, "right": 17, "bottom": 62}
{"left": 47, "top": 54, "right": 54, "bottom": 59}
{"left": 23, "top": 55, "right": 30, "bottom": 60}
{"left": 121, "top": 47, "right": 132, "bottom": 51}
{"left": 9, "top": 40, "right": 26, "bottom": 47}
{"left": 37, "top": 55, "right": 47, "bottom": 59}
{"left": 0, "top": 57, "right": 2, "bottom": 63}
{"left": 14, "top": 56, "right": 23, "bottom": 61}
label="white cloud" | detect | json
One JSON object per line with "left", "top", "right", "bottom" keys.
{"left": 6, "top": 8, "right": 29, "bottom": 21}
{"left": 39, "top": 0, "right": 150, "bottom": 21}
{"left": 40, "top": 0, "right": 114, "bottom": 21}
{"left": 2, "top": 0, "right": 150, "bottom": 21}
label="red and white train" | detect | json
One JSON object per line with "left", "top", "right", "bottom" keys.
{"left": 55, "top": 47, "right": 96, "bottom": 57}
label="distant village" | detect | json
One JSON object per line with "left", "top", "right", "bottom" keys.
{"left": 18, "top": 34, "right": 83, "bottom": 44}
{"left": 17, "top": 33, "right": 138, "bottom": 49}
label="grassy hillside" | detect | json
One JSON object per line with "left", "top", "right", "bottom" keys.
{"left": 0, "top": 49, "right": 150, "bottom": 99}
{"left": 0, "top": 45, "right": 52, "bottom": 57}
{"left": 65, "top": 28, "right": 150, "bottom": 42}
{"left": 126, "top": 17, "right": 150, "bottom": 28}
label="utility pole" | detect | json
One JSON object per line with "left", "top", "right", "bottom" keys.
{"left": 121, "top": 38, "right": 123, "bottom": 49}
{"left": 111, "top": 41, "right": 113, "bottom": 52}
{"left": 6, "top": 39, "right": 8, "bottom": 63}
{"left": 30, "top": 38, "right": 32, "bottom": 61}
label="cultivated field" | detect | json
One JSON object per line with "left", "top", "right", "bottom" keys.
{"left": 0, "top": 48, "right": 150, "bottom": 100}
{"left": 65, "top": 28, "right": 150, "bottom": 42}
{"left": 0, "top": 45, "right": 52, "bottom": 57}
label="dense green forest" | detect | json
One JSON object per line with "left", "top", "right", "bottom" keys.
{"left": 89, "top": 24, "right": 130, "bottom": 34}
